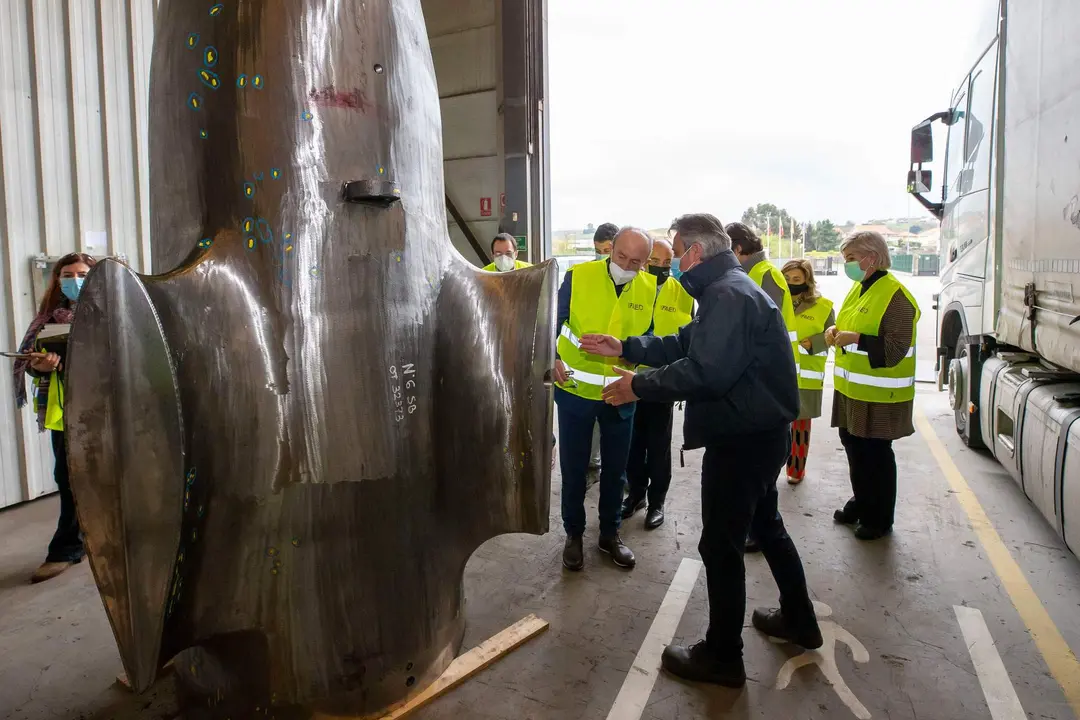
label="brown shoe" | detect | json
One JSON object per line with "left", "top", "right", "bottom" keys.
{"left": 31, "top": 560, "right": 78, "bottom": 584}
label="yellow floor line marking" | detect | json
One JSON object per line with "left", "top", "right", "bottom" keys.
{"left": 915, "top": 408, "right": 1080, "bottom": 717}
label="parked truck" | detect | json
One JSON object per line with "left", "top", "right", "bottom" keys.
{"left": 907, "top": 0, "right": 1080, "bottom": 549}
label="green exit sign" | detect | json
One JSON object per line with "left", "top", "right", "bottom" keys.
{"left": 515, "top": 236, "right": 527, "bottom": 252}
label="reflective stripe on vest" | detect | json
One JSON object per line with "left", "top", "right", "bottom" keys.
{"left": 833, "top": 272, "right": 922, "bottom": 404}
{"left": 557, "top": 260, "right": 657, "bottom": 400}
{"left": 747, "top": 260, "right": 799, "bottom": 364}
{"left": 794, "top": 297, "right": 834, "bottom": 391}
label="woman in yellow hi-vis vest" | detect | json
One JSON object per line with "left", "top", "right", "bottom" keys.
{"left": 10, "top": 253, "right": 97, "bottom": 583}
{"left": 781, "top": 259, "right": 834, "bottom": 485}
{"left": 825, "top": 232, "right": 919, "bottom": 541}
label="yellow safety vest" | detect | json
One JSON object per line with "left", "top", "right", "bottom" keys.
{"left": 651, "top": 279, "right": 694, "bottom": 338}
{"left": 34, "top": 371, "right": 65, "bottom": 431}
{"left": 793, "top": 297, "right": 834, "bottom": 391}
{"left": 557, "top": 260, "right": 657, "bottom": 400}
{"left": 747, "top": 260, "right": 799, "bottom": 364}
{"left": 833, "top": 272, "right": 921, "bottom": 403}
{"left": 482, "top": 259, "right": 532, "bottom": 272}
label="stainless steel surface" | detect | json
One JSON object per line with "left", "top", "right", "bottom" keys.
{"left": 63, "top": 1, "right": 555, "bottom": 717}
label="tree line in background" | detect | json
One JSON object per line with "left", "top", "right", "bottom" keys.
{"left": 740, "top": 203, "right": 842, "bottom": 253}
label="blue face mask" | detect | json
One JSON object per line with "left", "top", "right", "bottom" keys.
{"left": 844, "top": 261, "right": 866, "bottom": 282}
{"left": 60, "top": 277, "right": 84, "bottom": 302}
{"left": 670, "top": 256, "right": 684, "bottom": 280}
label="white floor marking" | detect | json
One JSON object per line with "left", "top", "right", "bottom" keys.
{"left": 954, "top": 605, "right": 1028, "bottom": 720}
{"left": 773, "top": 601, "right": 871, "bottom": 719}
{"left": 605, "top": 557, "right": 703, "bottom": 720}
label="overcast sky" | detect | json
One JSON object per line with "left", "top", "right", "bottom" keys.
{"left": 547, "top": 0, "right": 993, "bottom": 231}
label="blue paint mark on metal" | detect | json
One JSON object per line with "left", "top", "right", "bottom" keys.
{"left": 257, "top": 218, "right": 273, "bottom": 244}
{"left": 199, "top": 69, "right": 221, "bottom": 90}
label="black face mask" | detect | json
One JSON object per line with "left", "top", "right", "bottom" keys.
{"left": 788, "top": 282, "right": 809, "bottom": 296}
{"left": 648, "top": 265, "right": 671, "bottom": 283}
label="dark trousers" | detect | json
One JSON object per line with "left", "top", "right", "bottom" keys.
{"left": 699, "top": 429, "right": 818, "bottom": 658}
{"left": 46, "top": 430, "right": 84, "bottom": 563}
{"left": 556, "top": 388, "right": 635, "bottom": 537}
{"left": 626, "top": 400, "right": 674, "bottom": 507}
{"left": 839, "top": 428, "right": 897, "bottom": 530}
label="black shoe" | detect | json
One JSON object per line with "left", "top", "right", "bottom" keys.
{"left": 743, "top": 536, "right": 761, "bottom": 554}
{"left": 751, "top": 608, "right": 823, "bottom": 649}
{"left": 644, "top": 505, "right": 665, "bottom": 530}
{"left": 661, "top": 642, "right": 746, "bottom": 688}
{"left": 562, "top": 535, "right": 584, "bottom": 571}
{"left": 833, "top": 499, "right": 859, "bottom": 525}
{"left": 598, "top": 534, "right": 636, "bottom": 569}
{"left": 854, "top": 523, "right": 892, "bottom": 541}
{"left": 621, "top": 494, "right": 646, "bottom": 519}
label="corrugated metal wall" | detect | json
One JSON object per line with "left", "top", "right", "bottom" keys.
{"left": 0, "top": 0, "right": 156, "bottom": 508}
{"left": 422, "top": 0, "right": 503, "bottom": 266}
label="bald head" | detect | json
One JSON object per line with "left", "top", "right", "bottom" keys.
{"left": 649, "top": 237, "right": 674, "bottom": 268}
{"left": 611, "top": 227, "right": 653, "bottom": 272}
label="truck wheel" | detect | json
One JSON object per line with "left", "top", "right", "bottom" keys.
{"left": 948, "top": 341, "right": 984, "bottom": 448}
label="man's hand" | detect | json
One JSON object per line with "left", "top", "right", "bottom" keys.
{"left": 834, "top": 330, "right": 861, "bottom": 348}
{"left": 602, "top": 366, "right": 639, "bottom": 406}
{"left": 29, "top": 352, "right": 61, "bottom": 373}
{"left": 553, "top": 358, "right": 569, "bottom": 385}
{"left": 579, "top": 334, "right": 622, "bottom": 358}
{"left": 824, "top": 326, "right": 838, "bottom": 347}
{"left": 800, "top": 338, "right": 813, "bottom": 351}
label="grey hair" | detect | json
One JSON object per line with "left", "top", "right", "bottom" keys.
{"left": 613, "top": 226, "right": 655, "bottom": 254}
{"left": 841, "top": 231, "right": 892, "bottom": 270}
{"left": 671, "top": 213, "right": 731, "bottom": 259}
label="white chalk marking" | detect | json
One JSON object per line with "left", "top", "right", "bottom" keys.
{"left": 773, "top": 601, "right": 871, "bottom": 719}
{"left": 954, "top": 605, "right": 1028, "bottom": 720}
{"left": 605, "top": 557, "right": 703, "bottom": 720}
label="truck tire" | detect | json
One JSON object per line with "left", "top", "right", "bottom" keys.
{"left": 949, "top": 338, "right": 985, "bottom": 448}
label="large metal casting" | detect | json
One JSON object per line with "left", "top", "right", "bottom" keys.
{"left": 63, "top": 1, "right": 555, "bottom": 717}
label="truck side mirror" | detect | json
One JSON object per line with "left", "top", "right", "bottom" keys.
{"left": 907, "top": 169, "right": 932, "bottom": 194}
{"left": 911, "top": 121, "right": 934, "bottom": 163}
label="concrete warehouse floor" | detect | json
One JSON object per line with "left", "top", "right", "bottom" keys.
{"left": 3, "top": 387, "right": 1080, "bottom": 720}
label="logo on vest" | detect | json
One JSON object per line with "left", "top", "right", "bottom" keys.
{"left": 627, "top": 303, "right": 644, "bottom": 311}
{"left": 661, "top": 305, "right": 676, "bottom": 313}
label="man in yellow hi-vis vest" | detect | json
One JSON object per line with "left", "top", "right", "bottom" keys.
{"left": 482, "top": 233, "right": 532, "bottom": 272}
{"left": 622, "top": 238, "right": 694, "bottom": 530}
{"left": 725, "top": 222, "right": 799, "bottom": 555}
{"left": 553, "top": 227, "right": 656, "bottom": 572}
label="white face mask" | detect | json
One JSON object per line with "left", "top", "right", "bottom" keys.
{"left": 493, "top": 255, "right": 516, "bottom": 272}
{"left": 608, "top": 261, "right": 638, "bottom": 286}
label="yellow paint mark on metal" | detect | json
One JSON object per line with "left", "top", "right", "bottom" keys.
{"left": 916, "top": 408, "right": 1080, "bottom": 716}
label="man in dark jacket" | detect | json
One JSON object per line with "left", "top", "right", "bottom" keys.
{"left": 580, "top": 213, "right": 821, "bottom": 687}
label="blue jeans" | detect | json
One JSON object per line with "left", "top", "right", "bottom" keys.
{"left": 555, "top": 388, "right": 635, "bottom": 537}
